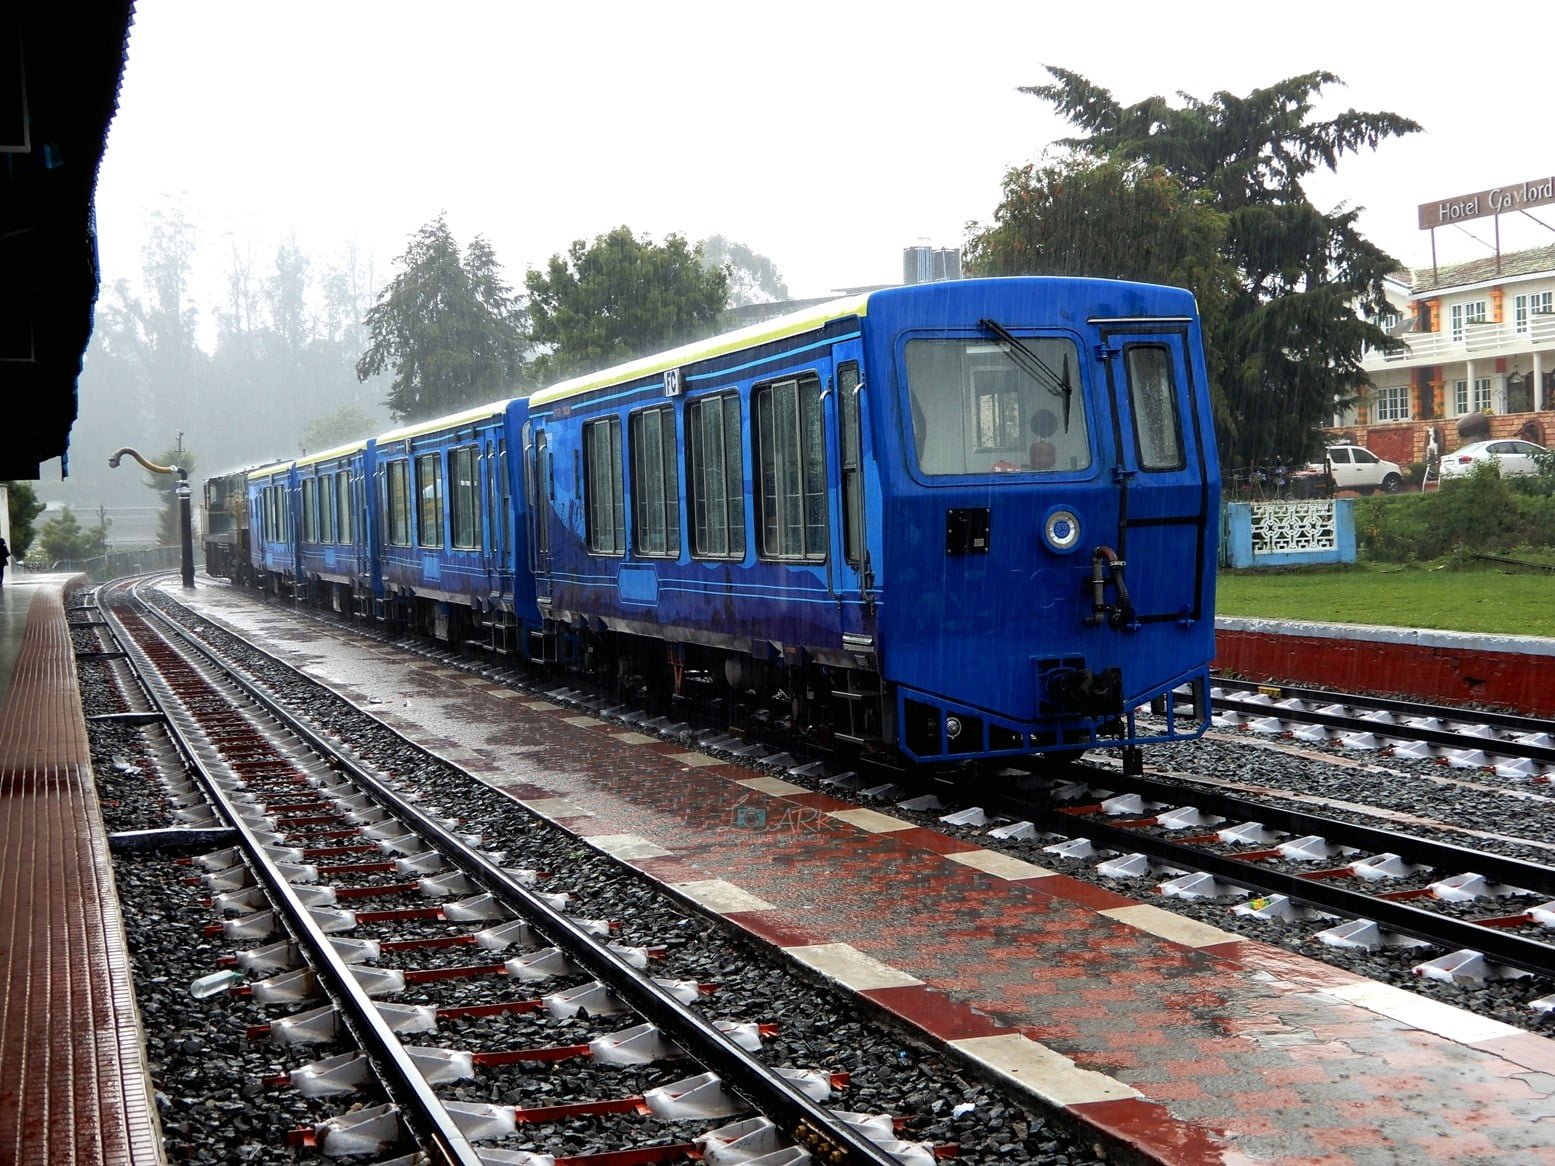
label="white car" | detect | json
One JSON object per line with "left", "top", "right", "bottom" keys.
{"left": 1307, "top": 445, "right": 1405, "bottom": 494}
{"left": 1438, "top": 438, "right": 1549, "bottom": 480}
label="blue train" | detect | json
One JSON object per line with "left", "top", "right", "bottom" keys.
{"left": 204, "top": 277, "right": 1220, "bottom": 767}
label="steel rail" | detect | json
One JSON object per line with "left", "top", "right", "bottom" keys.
{"left": 1082, "top": 770, "right": 1555, "bottom": 898}
{"left": 1007, "top": 783, "right": 1555, "bottom": 978}
{"left": 1211, "top": 678, "right": 1555, "bottom": 765}
{"left": 138, "top": 581, "right": 905, "bottom": 1166}
{"left": 103, "top": 585, "right": 486, "bottom": 1166}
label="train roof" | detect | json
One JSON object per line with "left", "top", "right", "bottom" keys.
{"left": 246, "top": 458, "right": 295, "bottom": 479}
{"left": 527, "top": 292, "right": 871, "bottom": 409}
{"left": 373, "top": 398, "right": 522, "bottom": 447}
{"left": 293, "top": 438, "right": 371, "bottom": 470}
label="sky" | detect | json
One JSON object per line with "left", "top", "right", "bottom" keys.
{"left": 94, "top": 1, "right": 1555, "bottom": 327}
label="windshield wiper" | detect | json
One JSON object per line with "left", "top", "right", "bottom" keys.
{"left": 979, "top": 318, "right": 1073, "bottom": 429}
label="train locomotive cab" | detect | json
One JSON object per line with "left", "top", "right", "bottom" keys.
{"left": 201, "top": 469, "right": 254, "bottom": 585}
{"left": 867, "top": 278, "right": 1219, "bottom": 764}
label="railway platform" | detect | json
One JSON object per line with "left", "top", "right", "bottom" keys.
{"left": 171, "top": 580, "right": 1555, "bottom": 1166}
{"left": 1215, "top": 616, "right": 1555, "bottom": 718}
{"left": 0, "top": 571, "right": 164, "bottom": 1166}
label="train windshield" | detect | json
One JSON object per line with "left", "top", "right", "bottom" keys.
{"left": 904, "top": 335, "right": 1090, "bottom": 476}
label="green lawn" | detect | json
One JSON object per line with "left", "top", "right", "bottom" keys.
{"left": 1215, "top": 562, "right": 1555, "bottom": 638}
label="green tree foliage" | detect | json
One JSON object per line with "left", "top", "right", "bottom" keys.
{"left": 357, "top": 216, "right": 527, "bottom": 423}
{"left": 698, "top": 235, "right": 790, "bottom": 308}
{"left": 965, "top": 160, "right": 1236, "bottom": 422}
{"left": 1353, "top": 465, "right": 1555, "bottom": 561}
{"left": 990, "top": 68, "right": 1419, "bottom": 468}
{"left": 300, "top": 406, "right": 377, "bottom": 455}
{"left": 36, "top": 507, "right": 111, "bottom": 564}
{"left": 4, "top": 480, "right": 45, "bottom": 556}
{"left": 524, "top": 227, "right": 729, "bottom": 385}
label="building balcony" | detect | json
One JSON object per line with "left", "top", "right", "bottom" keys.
{"left": 1363, "top": 313, "right": 1555, "bottom": 371}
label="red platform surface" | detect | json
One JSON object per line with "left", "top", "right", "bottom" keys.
{"left": 0, "top": 577, "right": 163, "bottom": 1166}
{"left": 1215, "top": 617, "right": 1555, "bottom": 717}
{"left": 176, "top": 583, "right": 1555, "bottom": 1166}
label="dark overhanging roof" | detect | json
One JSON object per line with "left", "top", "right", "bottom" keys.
{"left": 0, "top": 4, "right": 135, "bottom": 481}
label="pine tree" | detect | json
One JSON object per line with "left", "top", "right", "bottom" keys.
{"left": 1000, "top": 68, "right": 1419, "bottom": 468}
{"left": 357, "top": 216, "right": 527, "bottom": 422}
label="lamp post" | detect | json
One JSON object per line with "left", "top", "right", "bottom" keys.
{"left": 109, "top": 446, "right": 195, "bottom": 589}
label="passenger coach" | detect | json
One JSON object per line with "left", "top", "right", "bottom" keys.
{"left": 526, "top": 277, "right": 1219, "bottom": 764}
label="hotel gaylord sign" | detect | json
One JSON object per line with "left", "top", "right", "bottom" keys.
{"left": 1420, "top": 176, "right": 1555, "bottom": 229}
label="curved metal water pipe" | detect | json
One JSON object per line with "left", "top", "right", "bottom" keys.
{"left": 109, "top": 446, "right": 195, "bottom": 588}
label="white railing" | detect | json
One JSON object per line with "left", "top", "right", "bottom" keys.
{"left": 1364, "top": 312, "right": 1555, "bottom": 370}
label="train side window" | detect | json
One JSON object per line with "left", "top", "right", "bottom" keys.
{"left": 688, "top": 392, "right": 745, "bottom": 559}
{"left": 1125, "top": 345, "right": 1185, "bottom": 470}
{"left": 755, "top": 373, "right": 826, "bottom": 561}
{"left": 839, "top": 362, "right": 865, "bottom": 566}
{"left": 336, "top": 470, "right": 352, "bottom": 544}
{"left": 630, "top": 406, "right": 680, "bottom": 557}
{"left": 301, "top": 478, "right": 317, "bottom": 542}
{"left": 386, "top": 460, "right": 411, "bottom": 547}
{"left": 416, "top": 453, "right": 443, "bottom": 548}
{"left": 449, "top": 445, "right": 480, "bottom": 550}
{"left": 321, "top": 474, "right": 338, "bottom": 543}
{"left": 584, "top": 417, "right": 625, "bottom": 555}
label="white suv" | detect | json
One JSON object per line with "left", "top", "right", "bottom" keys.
{"left": 1308, "top": 445, "right": 1405, "bottom": 494}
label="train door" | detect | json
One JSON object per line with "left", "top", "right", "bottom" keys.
{"left": 484, "top": 433, "right": 513, "bottom": 603}
{"left": 1096, "top": 323, "right": 1214, "bottom": 624}
{"left": 524, "top": 422, "right": 552, "bottom": 602}
{"left": 830, "top": 340, "right": 872, "bottom": 610}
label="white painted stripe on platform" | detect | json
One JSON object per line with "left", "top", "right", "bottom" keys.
{"left": 584, "top": 833, "right": 673, "bottom": 861}
{"left": 488, "top": 689, "right": 522, "bottom": 699}
{"left": 737, "top": 776, "right": 807, "bottom": 795}
{"left": 947, "top": 849, "right": 1059, "bottom": 880}
{"left": 950, "top": 1034, "right": 1140, "bottom": 1105}
{"left": 828, "top": 807, "right": 911, "bottom": 833}
{"left": 564, "top": 715, "right": 607, "bottom": 727}
{"left": 671, "top": 879, "right": 775, "bottom": 914}
{"left": 519, "top": 797, "right": 593, "bottom": 819}
{"left": 522, "top": 700, "right": 562, "bottom": 711}
{"left": 1100, "top": 904, "right": 1241, "bottom": 948}
{"left": 784, "top": 943, "right": 922, "bottom": 990}
{"left": 665, "top": 751, "right": 725, "bottom": 768}
{"left": 1321, "top": 981, "right": 1522, "bottom": 1045}
{"left": 610, "top": 731, "right": 659, "bottom": 745}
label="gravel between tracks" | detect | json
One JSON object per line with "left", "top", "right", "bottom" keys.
{"left": 80, "top": 593, "right": 1110, "bottom": 1166}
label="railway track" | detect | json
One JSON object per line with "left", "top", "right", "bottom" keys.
{"left": 116, "top": 576, "right": 1555, "bottom": 1070}
{"left": 975, "top": 767, "right": 1555, "bottom": 985}
{"left": 1208, "top": 677, "right": 1555, "bottom": 776}
{"left": 148, "top": 581, "right": 1555, "bottom": 997}
{"left": 92, "top": 578, "right": 962, "bottom": 1166}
